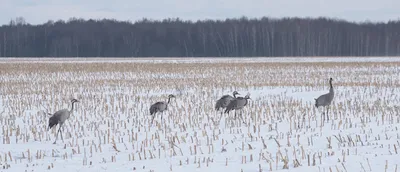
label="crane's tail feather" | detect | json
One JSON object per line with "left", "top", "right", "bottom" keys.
{"left": 149, "top": 106, "right": 158, "bottom": 116}
{"left": 48, "top": 116, "right": 58, "bottom": 131}
{"left": 215, "top": 101, "right": 221, "bottom": 111}
{"left": 224, "top": 108, "right": 230, "bottom": 114}
{"left": 215, "top": 98, "right": 225, "bottom": 111}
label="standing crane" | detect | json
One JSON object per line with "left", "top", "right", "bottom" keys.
{"left": 224, "top": 93, "right": 251, "bottom": 124}
{"left": 47, "top": 98, "right": 80, "bottom": 144}
{"left": 150, "top": 94, "right": 175, "bottom": 123}
{"left": 315, "top": 78, "right": 334, "bottom": 122}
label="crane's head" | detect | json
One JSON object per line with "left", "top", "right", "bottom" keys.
{"left": 329, "top": 78, "right": 333, "bottom": 82}
{"left": 71, "top": 99, "right": 80, "bottom": 103}
{"left": 168, "top": 94, "right": 176, "bottom": 98}
{"left": 233, "top": 91, "right": 240, "bottom": 96}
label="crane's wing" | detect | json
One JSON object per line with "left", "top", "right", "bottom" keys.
{"left": 48, "top": 109, "right": 69, "bottom": 130}
{"left": 215, "top": 99, "right": 222, "bottom": 110}
{"left": 315, "top": 94, "right": 328, "bottom": 107}
{"left": 224, "top": 99, "right": 238, "bottom": 113}
{"left": 150, "top": 102, "right": 165, "bottom": 115}
{"left": 219, "top": 95, "right": 232, "bottom": 99}
{"left": 48, "top": 115, "right": 59, "bottom": 130}
{"left": 215, "top": 95, "right": 234, "bottom": 110}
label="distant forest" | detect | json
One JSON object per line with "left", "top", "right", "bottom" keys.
{"left": 0, "top": 17, "right": 400, "bottom": 57}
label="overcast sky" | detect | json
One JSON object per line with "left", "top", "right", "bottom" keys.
{"left": 1, "top": 0, "right": 399, "bottom": 25}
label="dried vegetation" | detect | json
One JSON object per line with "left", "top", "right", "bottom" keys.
{"left": 0, "top": 58, "right": 400, "bottom": 171}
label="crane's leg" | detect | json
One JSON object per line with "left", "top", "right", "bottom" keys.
{"left": 59, "top": 125, "right": 64, "bottom": 143}
{"left": 239, "top": 109, "right": 246, "bottom": 124}
{"left": 321, "top": 107, "right": 325, "bottom": 123}
{"left": 151, "top": 113, "right": 156, "bottom": 124}
{"left": 161, "top": 112, "right": 163, "bottom": 124}
{"left": 326, "top": 106, "right": 330, "bottom": 121}
{"left": 53, "top": 125, "right": 60, "bottom": 144}
{"left": 216, "top": 110, "right": 223, "bottom": 125}
{"left": 53, "top": 130, "right": 58, "bottom": 144}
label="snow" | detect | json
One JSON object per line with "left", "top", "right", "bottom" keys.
{"left": 1, "top": 57, "right": 400, "bottom": 172}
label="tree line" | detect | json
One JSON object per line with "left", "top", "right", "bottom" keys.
{"left": 0, "top": 16, "right": 400, "bottom": 57}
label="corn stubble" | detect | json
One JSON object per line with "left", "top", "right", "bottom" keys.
{"left": 0, "top": 59, "right": 399, "bottom": 171}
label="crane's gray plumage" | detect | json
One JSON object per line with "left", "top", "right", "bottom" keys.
{"left": 48, "top": 98, "right": 79, "bottom": 144}
{"left": 224, "top": 93, "right": 251, "bottom": 123}
{"left": 315, "top": 78, "right": 334, "bottom": 121}
{"left": 150, "top": 94, "right": 175, "bottom": 123}
{"left": 215, "top": 91, "right": 240, "bottom": 111}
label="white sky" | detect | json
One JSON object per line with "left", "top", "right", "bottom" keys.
{"left": 0, "top": 0, "right": 399, "bottom": 25}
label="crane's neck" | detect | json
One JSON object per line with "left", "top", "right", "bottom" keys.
{"left": 167, "top": 97, "right": 171, "bottom": 104}
{"left": 233, "top": 94, "right": 237, "bottom": 98}
{"left": 329, "top": 80, "right": 334, "bottom": 93}
{"left": 70, "top": 101, "right": 76, "bottom": 112}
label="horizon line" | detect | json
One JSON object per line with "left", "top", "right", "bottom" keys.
{"left": 3, "top": 15, "right": 400, "bottom": 26}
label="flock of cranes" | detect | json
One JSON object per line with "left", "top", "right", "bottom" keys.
{"left": 46, "top": 78, "right": 334, "bottom": 144}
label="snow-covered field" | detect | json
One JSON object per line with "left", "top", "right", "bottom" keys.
{"left": 1, "top": 57, "right": 400, "bottom": 172}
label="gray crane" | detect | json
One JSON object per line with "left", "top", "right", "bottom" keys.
{"left": 150, "top": 94, "right": 175, "bottom": 123}
{"left": 215, "top": 91, "right": 240, "bottom": 112}
{"left": 47, "top": 98, "right": 79, "bottom": 144}
{"left": 315, "top": 78, "right": 334, "bottom": 122}
{"left": 224, "top": 93, "right": 251, "bottom": 124}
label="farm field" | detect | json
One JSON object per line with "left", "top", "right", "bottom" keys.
{"left": 1, "top": 57, "right": 400, "bottom": 172}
